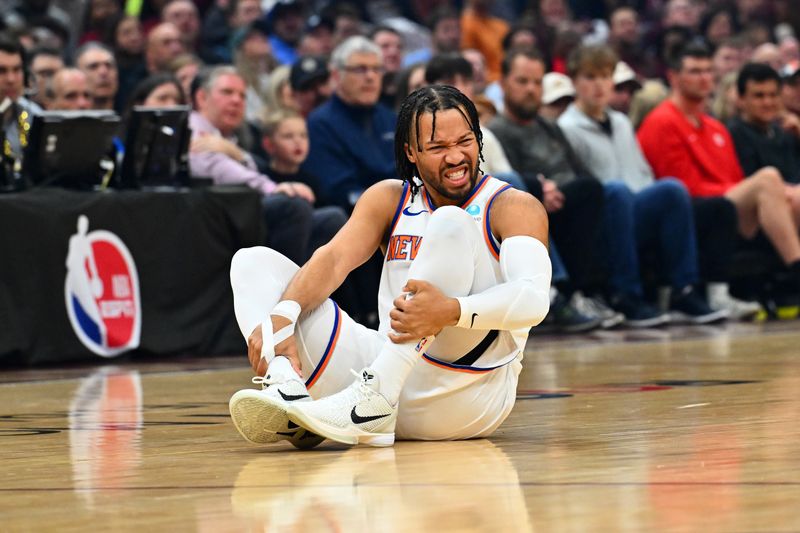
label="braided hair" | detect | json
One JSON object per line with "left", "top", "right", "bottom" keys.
{"left": 394, "top": 85, "right": 484, "bottom": 199}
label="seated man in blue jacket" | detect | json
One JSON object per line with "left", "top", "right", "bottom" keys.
{"left": 302, "top": 36, "right": 397, "bottom": 211}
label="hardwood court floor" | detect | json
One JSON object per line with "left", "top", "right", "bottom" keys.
{"left": 2, "top": 322, "right": 800, "bottom": 532}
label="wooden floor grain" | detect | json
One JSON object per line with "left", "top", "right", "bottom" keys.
{"left": 2, "top": 322, "right": 799, "bottom": 532}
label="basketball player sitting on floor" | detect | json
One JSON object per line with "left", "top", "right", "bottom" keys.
{"left": 228, "top": 85, "right": 551, "bottom": 448}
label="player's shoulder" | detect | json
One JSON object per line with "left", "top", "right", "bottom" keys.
{"left": 363, "top": 179, "right": 406, "bottom": 200}
{"left": 352, "top": 179, "right": 407, "bottom": 216}
{"left": 487, "top": 186, "right": 547, "bottom": 241}
{"left": 490, "top": 186, "right": 545, "bottom": 218}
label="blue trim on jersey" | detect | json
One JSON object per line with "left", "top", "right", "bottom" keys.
{"left": 421, "top": 352, "right": 514, "bottom": 373}
{"left": 424, "top": 174, "right": 490, "bottom": 211}
{"left": 484, "top": 184, "right": 513, "bottom": 256}
{"left": 389, "top": 181, "right": 411, "bottom": 233}
{"left": 304, "top": 300, "right": 340, "bottom": 387}
{"left": 424, "top": 187, "right": 435, "bottom": 211}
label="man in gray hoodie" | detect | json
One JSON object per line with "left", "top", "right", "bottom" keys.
{"left": 558, "top": 44, "right": 757, "bottom": 320}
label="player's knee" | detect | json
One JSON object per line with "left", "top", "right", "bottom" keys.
{"left": 230, "top": 247, "right": 267, "bottom": 284}
{"left": 427, "top": 205, "right": 472, "bottom": 240}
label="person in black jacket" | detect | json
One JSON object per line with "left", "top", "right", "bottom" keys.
{"left": 728, "top": 62, "right": 800, "bottom": 185}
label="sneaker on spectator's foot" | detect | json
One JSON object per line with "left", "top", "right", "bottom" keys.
{"left": 670, "top": 286, "right": 729, "bottom": 324}
{"left": 610, "top": 292, "right": 671, "bottom": 328}
{"left": 707, "top": 290, "right": 762, "bottom": 321}
{"left": 766, "top": 274, "right": 800, "bottom": 319}
{"left": 542, "top": 292, "right": 602, "bottom": 333}
{"left": 764, "top": 293, "right": 800, "bottom": 320}
{"left": 288, "top": 368, "right": 396, "bottom": 447}
{"left": 229, "top": 374, "right": 324, "bottom": 449}
{"left": 571, "top": 292, "right": 625, "bottom": 329}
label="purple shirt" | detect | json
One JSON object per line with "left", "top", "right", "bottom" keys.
{"left": 188, "top": 112, "right": 277, "bottom": 195}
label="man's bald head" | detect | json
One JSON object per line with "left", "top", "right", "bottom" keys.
{"left": 51, "top": 68, "right": 92, "bottom": 110}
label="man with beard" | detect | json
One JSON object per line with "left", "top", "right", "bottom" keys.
{"left": 228, "top": 84, "right": 551, "bottom": 448}
{"left": 488, "top": 49, "right": 667, "bottom": 328}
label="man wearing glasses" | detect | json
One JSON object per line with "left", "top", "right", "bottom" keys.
{"left": 301, "top": 36, "right": 396, "bottom": 211}
{"left": 28, "top": 47, "right": 64, "bottom": 109}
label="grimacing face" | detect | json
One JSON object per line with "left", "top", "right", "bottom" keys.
{"left": 405, "top": 107, "right": 480, "bottom": 206}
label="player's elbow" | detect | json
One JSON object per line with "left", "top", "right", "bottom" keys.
{"left": 507, "top": 279, "right": 550, "bottom": 329}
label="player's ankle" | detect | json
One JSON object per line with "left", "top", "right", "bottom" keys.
{"left": 268, "top": 355, "right": 302, "bottom": 382}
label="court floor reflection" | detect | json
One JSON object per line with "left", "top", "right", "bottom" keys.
{"left": 69, "top": 367, "right": 143, "bottom": 507}
{"left": 230, "top": 440, "right": 532, "bottom": 532}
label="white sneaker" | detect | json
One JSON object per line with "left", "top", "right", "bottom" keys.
{"left": 229, "top": 374, "right": 325, "bottom": 449}
{"left": 287, "top": 368, "right": 397, "bottom": 447}
{"left": 571, "top": 292, "right": 625, "bottom": 329}
{"left": 708, "top": 292, "right": 763, "bottom": 321}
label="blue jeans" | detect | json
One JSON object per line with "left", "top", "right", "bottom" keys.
{"left": 603, "top": 179, "right": 699, "bottom": 297}
{"left": 550, "top": 238, "right": 568, "bottom": 284}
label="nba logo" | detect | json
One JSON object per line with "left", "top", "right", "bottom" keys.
{"left": 65, "top": 215, "right": 141, "bottom": 357}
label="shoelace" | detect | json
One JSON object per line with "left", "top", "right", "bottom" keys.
{"left": 349, "top": 368, "right": 377, "bottom": 399}
{"left": 251, "top": 374, "right": 276, "bottom": 388}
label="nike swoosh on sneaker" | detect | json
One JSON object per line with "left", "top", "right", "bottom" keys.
{"left": 350, "top": 407, "right": 390, "bottom": 424}
{"left": 279, "top": 390, "right": 311, "bottom": 401}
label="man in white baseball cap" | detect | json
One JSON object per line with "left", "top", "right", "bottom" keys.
{"left": 610, "top": 61, "right": 642, "bottom": 114}
{"left": 539, "top": 72, "right": 575, "bottom": 121}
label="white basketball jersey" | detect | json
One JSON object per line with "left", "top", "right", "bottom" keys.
{"left": 377, "top": 175, "right": 528, "bottom": 373}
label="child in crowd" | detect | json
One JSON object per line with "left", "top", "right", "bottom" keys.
{"left": 261, "top": 109, "right": 324, "bottom": 199}
{"left": 262, "top": 108, "right": 379, "bottom": 328}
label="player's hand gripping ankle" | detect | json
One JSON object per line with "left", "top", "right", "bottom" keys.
{"left": 247, "top": 317, "right": 302, "bottom": 377}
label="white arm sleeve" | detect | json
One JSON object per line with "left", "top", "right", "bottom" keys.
{"left": 455, "top": 236, "right": 551, "bottom": 331}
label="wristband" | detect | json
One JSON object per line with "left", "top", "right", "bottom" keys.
{"left": 261, "top": 300, "right": 302, "bottom": 360}
{"left": 270, "top": 299, "right": 301, "bottom": 322}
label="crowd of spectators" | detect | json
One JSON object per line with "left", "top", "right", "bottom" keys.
{"left": 3, "top": 0, "right": 800, "bottom": 332}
